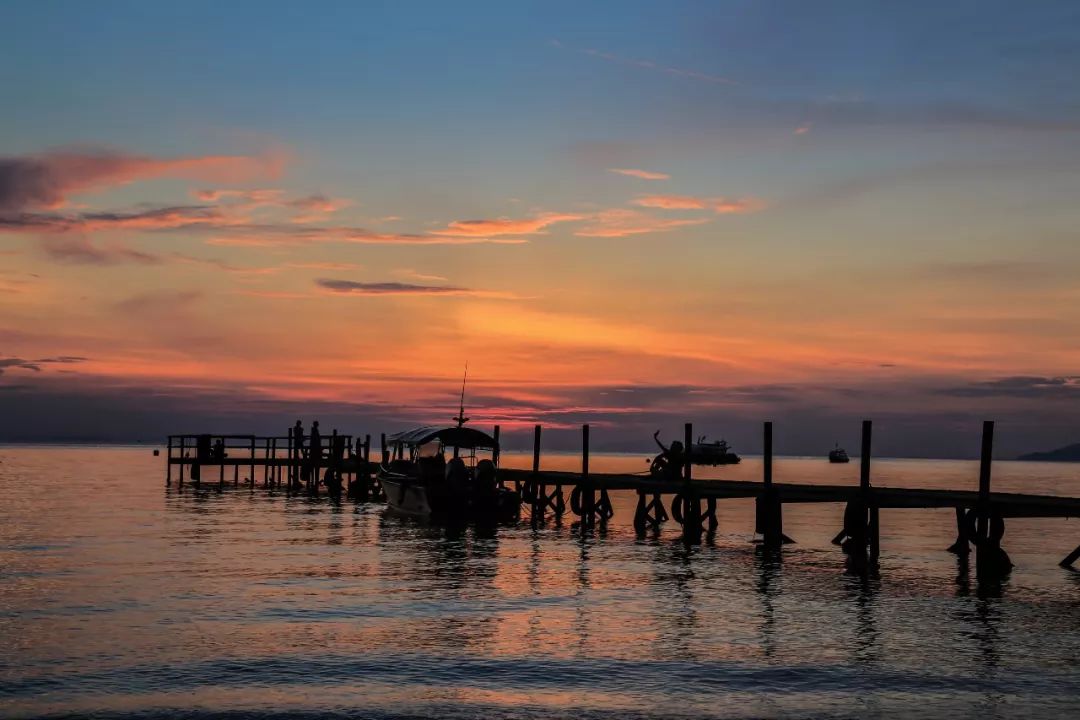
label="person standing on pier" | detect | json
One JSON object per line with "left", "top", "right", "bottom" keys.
{"left": 292, "top": 420, "right": 306, "bottom": 488}
{"left": 306, "top": 421, "right": 322, "bottom": 487}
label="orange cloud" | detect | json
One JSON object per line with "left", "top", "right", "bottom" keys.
{"left": 633, "top": 195, "right": 766, "bottom": 214}
{"left": 608, "top": 168, "right": 671, "bottom": 180}
{"left": 573, "top": 209, "right": 711, "bottom": 237}
{"left": 433, "top": 212, "right": 583, "bottom": 237}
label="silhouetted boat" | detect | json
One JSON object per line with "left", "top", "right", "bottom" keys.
{"left": 829, "top": 445, "right": 850, "bottom": 463}
{"left": 379, "top": 426, "right": 519, "bottom": 524}
{"left": 691, "top": 436, "right": 741, "bottom": 466}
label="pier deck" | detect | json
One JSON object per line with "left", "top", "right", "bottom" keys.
{"left": 498, "top": 469, "right": 1080, "bottom": 518}
{"left": 163, "top": 420, "right": 1080, "bottom": 571}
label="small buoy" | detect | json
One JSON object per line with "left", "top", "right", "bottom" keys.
{"left": 153, "top": 449, "right": 160, "bottom": 456}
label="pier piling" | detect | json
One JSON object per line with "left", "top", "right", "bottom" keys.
{"left": 757, "top": 421, "right": 787, "bottom": 548}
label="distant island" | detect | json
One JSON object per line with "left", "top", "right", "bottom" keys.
{"left": 1017, "top": 443, "right": 1080, "bottom": 462}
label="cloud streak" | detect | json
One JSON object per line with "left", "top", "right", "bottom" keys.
{"left": 633, "top": 195, "right": 766, "bottom": 214}
{"left": 0, "top": 147, "right": 287, "bottom": 213}
{"left": 608, "top": 168, "right": 671, "bottom": 181}
{"left": 433, "top": 213, "right": 583, "bottom": 237}
{"left": 40, "top": 237, "right": 160, "bottom": 265}
{"left": 564, "top": 43, "right": 735, "bottom": 86}
{"left": 573, "top": 209, "right": 711, "bottom": 237}
{"left": 316, "top": 278, "right": 517, "bottom": 298}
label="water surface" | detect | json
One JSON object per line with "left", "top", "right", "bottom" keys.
{"left": 2, "top": 447, "right": 1079, "bottom": 719}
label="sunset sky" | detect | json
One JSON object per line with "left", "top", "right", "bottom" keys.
{"left": 2, "top": 1, "right": 1079, "bottom": 455}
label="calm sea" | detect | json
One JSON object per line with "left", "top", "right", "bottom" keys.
{"left": 2, "top": 446, "right": 1079, "bottom": 719}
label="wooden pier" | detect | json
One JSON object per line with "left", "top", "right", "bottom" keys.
{"left": 165, "top": 429, "right": 383, "bottom": 500}
{"left": 164, "top": 420, "right": 1080, "bottom": 573}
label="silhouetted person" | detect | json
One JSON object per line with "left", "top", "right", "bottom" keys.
{"left": 652, "top": 430, "right": 685, "bottom": 480}
{"left": 212, "top": 438, "right": 227, "bottom": 461}
{"left": 291, "top": 420, "right": 306, "bottom": 487}
{"left": 293, "top": 420, "right": 305, "bottom": 456}
{"left": 309, "top": 421, "right": 322, "bottom": 462}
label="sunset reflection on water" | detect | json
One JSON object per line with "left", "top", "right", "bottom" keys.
{"left": 2, "top": 446, "right": 1080, "bottom": 718}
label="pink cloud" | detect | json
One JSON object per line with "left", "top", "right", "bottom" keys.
{"left": 206, "top": 227, "right": 529, "bottom": 247}
{"left": 0, "top": 147, "right": 288, "bottom": 212}
{"left": 573, "top": 209, "right": 711, "bottom": 238}
{"left": 608, "top": 168, "right": 671, "bottom": 181}
{"left": 433, "top": 212, "right": 583, "bottom": 237}
{"left": 633, "top": 195, "right": 766, "bottom": 214}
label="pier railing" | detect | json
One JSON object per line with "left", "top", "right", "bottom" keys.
{"left": 166, "top": 431, "right": 370, "bottom": 491}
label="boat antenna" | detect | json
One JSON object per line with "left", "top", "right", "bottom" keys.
{"left": 453, "top": 362, "right": 470, "bottom": 427}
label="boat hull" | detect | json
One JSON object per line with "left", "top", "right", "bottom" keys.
{"left": 381, "top": 477, "right": 435, "bottom": 518}
{"left": 380, "top": 474, "right": 520, "bottom": 524}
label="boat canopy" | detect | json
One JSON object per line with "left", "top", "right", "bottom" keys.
{"left": 386, "top": 425, "right": 499, "bottom": 450}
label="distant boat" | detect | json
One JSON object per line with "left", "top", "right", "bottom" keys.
{"left": 828, "top": 445, "right": 850, "bottom": 463}
{"left": 691, "top": 436, "right": 741, "bottom": 466}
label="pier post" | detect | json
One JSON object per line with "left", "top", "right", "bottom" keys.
{"left": 757, "top": 421, "right": 786, "bottom": 548}
{"left": 682, "top": 422, "right": 702, "bottom": 541}
{"left": 860, "top": 420, "right": 872, "bottom": 493}
{"left": 492, "top": 425, "right": 501, "bottom": 467}
{"left": 838, "top": 421, "right": 874, "bottom": 565}
{"left": 287, "top": 427, "right": 293, "bottom": 488}
{"left": 977, "top": 420, "right": 993, "bottom": 541}
{"left": 581, "top": 424, "right": 594, "bottom": 529}
{"left": 166, "top": 437, "right": 172, "bottom": 486}
{"left": 974, "top": 420, "right": 1011, "bottom": 576}
{"left": 178, "top": 436, "right": 185, "bottom": 487}
{"left": 531, "top": 424, "right": 543, "bottom": 520}
{"left": 764, "top": 421, "right": 772, "bottom": 489}
{"left": 862, "top": 420, "right": 877, "bottom": 561}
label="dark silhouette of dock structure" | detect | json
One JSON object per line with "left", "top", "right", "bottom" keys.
{"left": 165, "top": 420, "right": 1080, "bottom": 574}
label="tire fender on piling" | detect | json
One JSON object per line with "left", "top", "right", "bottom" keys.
{"left": 671, "top": 493, "right": 685, "bottom": 525}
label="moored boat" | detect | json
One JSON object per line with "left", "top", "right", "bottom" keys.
{"left": 828, "top": 445, "right": 850, "bottom": 463}
{"left": 378, "top": 425, "right": 519, "bottom": 524}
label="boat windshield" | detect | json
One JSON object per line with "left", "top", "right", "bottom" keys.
{"left": 417, "top": 442, "right": 444, "bottom": 459}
